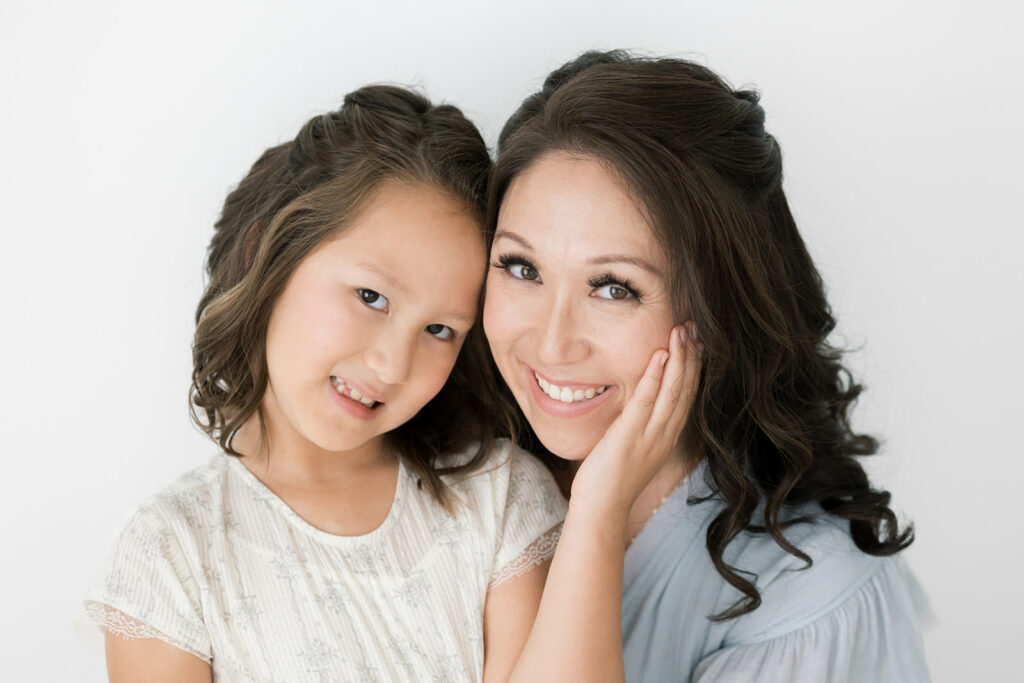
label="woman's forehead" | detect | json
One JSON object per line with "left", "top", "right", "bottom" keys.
{"left": 498, "top": 153, "right": 664, "bottom": 265}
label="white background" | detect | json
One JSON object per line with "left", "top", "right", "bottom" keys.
{"left": 2, "top": 1, "right": 1021, "bottom": 680}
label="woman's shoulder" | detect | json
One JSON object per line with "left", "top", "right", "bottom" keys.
{"left": 720, "top": 509, "right": 911, "bottom": 645}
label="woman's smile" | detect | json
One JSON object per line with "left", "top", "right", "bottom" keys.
{"left": 484, "top": 152, "right": 679, "bottom": 460}
{"left": 525, "top": 362, "right": 616, "bottom": 417}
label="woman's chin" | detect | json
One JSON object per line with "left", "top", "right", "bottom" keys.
{"left": 536, "top": 431, "right": 599, "bottom": 462}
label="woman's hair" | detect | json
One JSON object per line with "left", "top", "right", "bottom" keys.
{"left": 191, "top": 84, "right": 516, "bottom": 508}
{"left": 491, "top": 50, "right": 913, "bottom": 618}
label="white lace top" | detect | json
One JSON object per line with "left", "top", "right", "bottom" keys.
{"left": 77, "top": 440, "right": 566, "bottom": 682}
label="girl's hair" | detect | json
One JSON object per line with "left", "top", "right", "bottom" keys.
{"left": 191, "top": 84, "right": 516, "bottom": 508}
{"left": 491, "top": 50, "right": 913, "bottom": 618}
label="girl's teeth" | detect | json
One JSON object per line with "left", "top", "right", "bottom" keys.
{"left": 533, "top": 372, "right": 608, "bottom": 404}
{"left": 331, "top": 378, "right": 376, "bottom": 408}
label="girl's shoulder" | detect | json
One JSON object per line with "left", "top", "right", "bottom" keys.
{"left": 438, "top": 438, "right": 559, "bottom": 497}
{"left": 437, "top": 438, "right": 566, "bottom": 527}
{"left": 113, "top": 454, "right": 234, "bottom": 543}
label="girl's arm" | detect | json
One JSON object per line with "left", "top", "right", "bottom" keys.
{"left": 105, "top": 632, "right": 212, "bottom": 683}
{"left": 510, "top": 324, "right": 701, "bottom": 683}
{"left": 481, "top": 558, "right": 552, "bottom": 683}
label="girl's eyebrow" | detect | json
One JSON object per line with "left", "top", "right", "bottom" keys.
{"left": 357, "top": 261, "right": 407, "bottom": 295}
{"left": 495, "top": 231, "right": 660, "bottom": 276}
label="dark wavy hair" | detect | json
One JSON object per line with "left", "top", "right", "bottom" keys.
{"left": 190, "top": 84, "right": 517, "bottom": 508}
{"left": 491, "top": 51, "right": 913, "bottom": 618}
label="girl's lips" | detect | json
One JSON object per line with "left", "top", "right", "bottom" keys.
{"left": 523, "top": 363, "right": 615, "bottom": 418}
{"left": 328, "top": 378, "right": 381, "bottom": 420}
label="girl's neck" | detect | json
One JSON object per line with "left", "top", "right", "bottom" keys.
{"left": 232, "top": 416, "right": 401, "bottom": 537}
{"left": 233, "top": 415, "right": 393, "bottom": 487}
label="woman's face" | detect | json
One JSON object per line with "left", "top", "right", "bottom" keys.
{"left": 261, "top": 183, "right": 485, "bottom": 457}
{"left": 484, "top": 153, "right": 679, "bottom": 460}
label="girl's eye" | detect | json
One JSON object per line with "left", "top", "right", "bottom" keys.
{"left": 358, "top": 288, "right": 389, "bottom": 311}
{"left": 509, "top": 263, "right": 540, "bottom": 282}
{"left": 426, "top": 323, "right": 454, "bottom": 341}
{"left": 594, "top": 284, "right": 633, "bottom": 300}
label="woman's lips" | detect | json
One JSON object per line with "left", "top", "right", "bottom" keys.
{"left": 524, "top": 364, "right": 614, "bottom": 418}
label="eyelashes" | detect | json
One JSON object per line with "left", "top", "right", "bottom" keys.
{"left": 492, "top": 253, "right": 540, "bottom": 281}
{"left": 587, "top": 273, "right": 644, "bottom": 301}
{"left": 492, "top": 252, "right": 645, "bottom": 301}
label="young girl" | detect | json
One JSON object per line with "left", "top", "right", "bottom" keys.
{"left": 78, "top": 85, "right": 566, "bottom": 682}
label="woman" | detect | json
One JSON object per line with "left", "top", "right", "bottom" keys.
{"left": 486, "top": 51, "right": 932, "bottom": 681}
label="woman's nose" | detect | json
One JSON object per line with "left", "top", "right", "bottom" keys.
{"left": 363, "top": 329, "right": 415, "bottom": 385}
{"left": 535, "top": 291, "right": 589, "bottom": 366}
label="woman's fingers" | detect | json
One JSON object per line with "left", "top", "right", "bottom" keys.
{"left": 606, "top": 344, "right": 668, "bottom": 440}
{"left": 643, "top": 325, "right": 687, "bottom": 438}
{"left": 644, "top": 322, "right": 702, "bottom": 444}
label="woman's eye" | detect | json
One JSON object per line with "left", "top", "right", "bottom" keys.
{"left": 509, "top": 264, "right": 541, "bottom": 282}
{"left": 426, "top": 323, "right": 454, "bottom": 340}
{"left": 594, "top": 284, "right": 633, "bottom": 300}
{"left": 358, "top": 288, "right": 389, "bottom": 311}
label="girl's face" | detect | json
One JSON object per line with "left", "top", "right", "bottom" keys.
{"left": 262, "top": 183, "right": 485, "bottom": 457}
{"left": 484, "top": 153, "right": 679, "bottom": 460}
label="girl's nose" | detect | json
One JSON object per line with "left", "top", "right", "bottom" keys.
{"left": 363, "top": 330, "right": 415, "bottom": 385}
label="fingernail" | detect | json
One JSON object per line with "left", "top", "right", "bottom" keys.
{"left": 659, "top": 351, "right": 669, "bottom": 367}
{"left": 678, "top": 326, "right": 687, "bottom": 346}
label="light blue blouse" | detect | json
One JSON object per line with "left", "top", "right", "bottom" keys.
{"left": 622, "top": 463, "right": 932, "bottom": 682}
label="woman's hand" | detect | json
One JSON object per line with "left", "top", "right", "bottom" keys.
{"left": 569, "top": 322, "right": 703, "bottom": 521}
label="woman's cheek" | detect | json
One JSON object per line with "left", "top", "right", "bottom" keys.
{"left": 482, "top": 281, "right": 519, "bottom": 350}
{"left": 612, "top": 321, "right": 674, "bottom": 402}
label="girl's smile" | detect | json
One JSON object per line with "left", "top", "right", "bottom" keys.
{"left": 261, "top": 182, "right": 485, "bottom": 458}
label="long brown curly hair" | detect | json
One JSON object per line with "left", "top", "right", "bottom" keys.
{"left": 190, "top": 84, "right": 517, "bottom": 508}
{"left": 490, "top": 51, "right": 913, "bottom": 618}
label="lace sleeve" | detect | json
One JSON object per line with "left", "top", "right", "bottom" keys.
{"left": 487, "top": 446, "right": 568, "bottom": 588}
{"left": 76, "top": 602, "right": 211, "bottom": 663}
{"left": 75, "top": 505, "right": 211, "bottom": 660}
{"left": 488, "top": 523, "right": 562, "bottom": 589}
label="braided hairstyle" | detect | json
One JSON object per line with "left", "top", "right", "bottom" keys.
{"left": 490, "top": 51, "right": 913, "bottom": 618}
{"left": 191, "top": 85, "right": 515, "bottom": 507}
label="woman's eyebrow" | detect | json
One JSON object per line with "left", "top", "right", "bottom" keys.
{"left": 493, "top": 231, "right": 533, "bottom": 250}
{"left": 496, "top": 231, "right": 661, "bottom": 276}
{"left": 588, "top": 254, "right": 661, "bottom": 276}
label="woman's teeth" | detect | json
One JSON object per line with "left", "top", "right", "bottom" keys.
{"left": 534, "top": 372, "right": 607, "bottom": 403}
{"left": 330, "top": 377, "right": 377, "bottom": 408}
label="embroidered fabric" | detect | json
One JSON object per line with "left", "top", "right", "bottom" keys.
{"left": 77, "top": 601, "right": 211, "bottom": 663}
{"left": 488, "top": 524, "right": 562, "bottom": 589}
